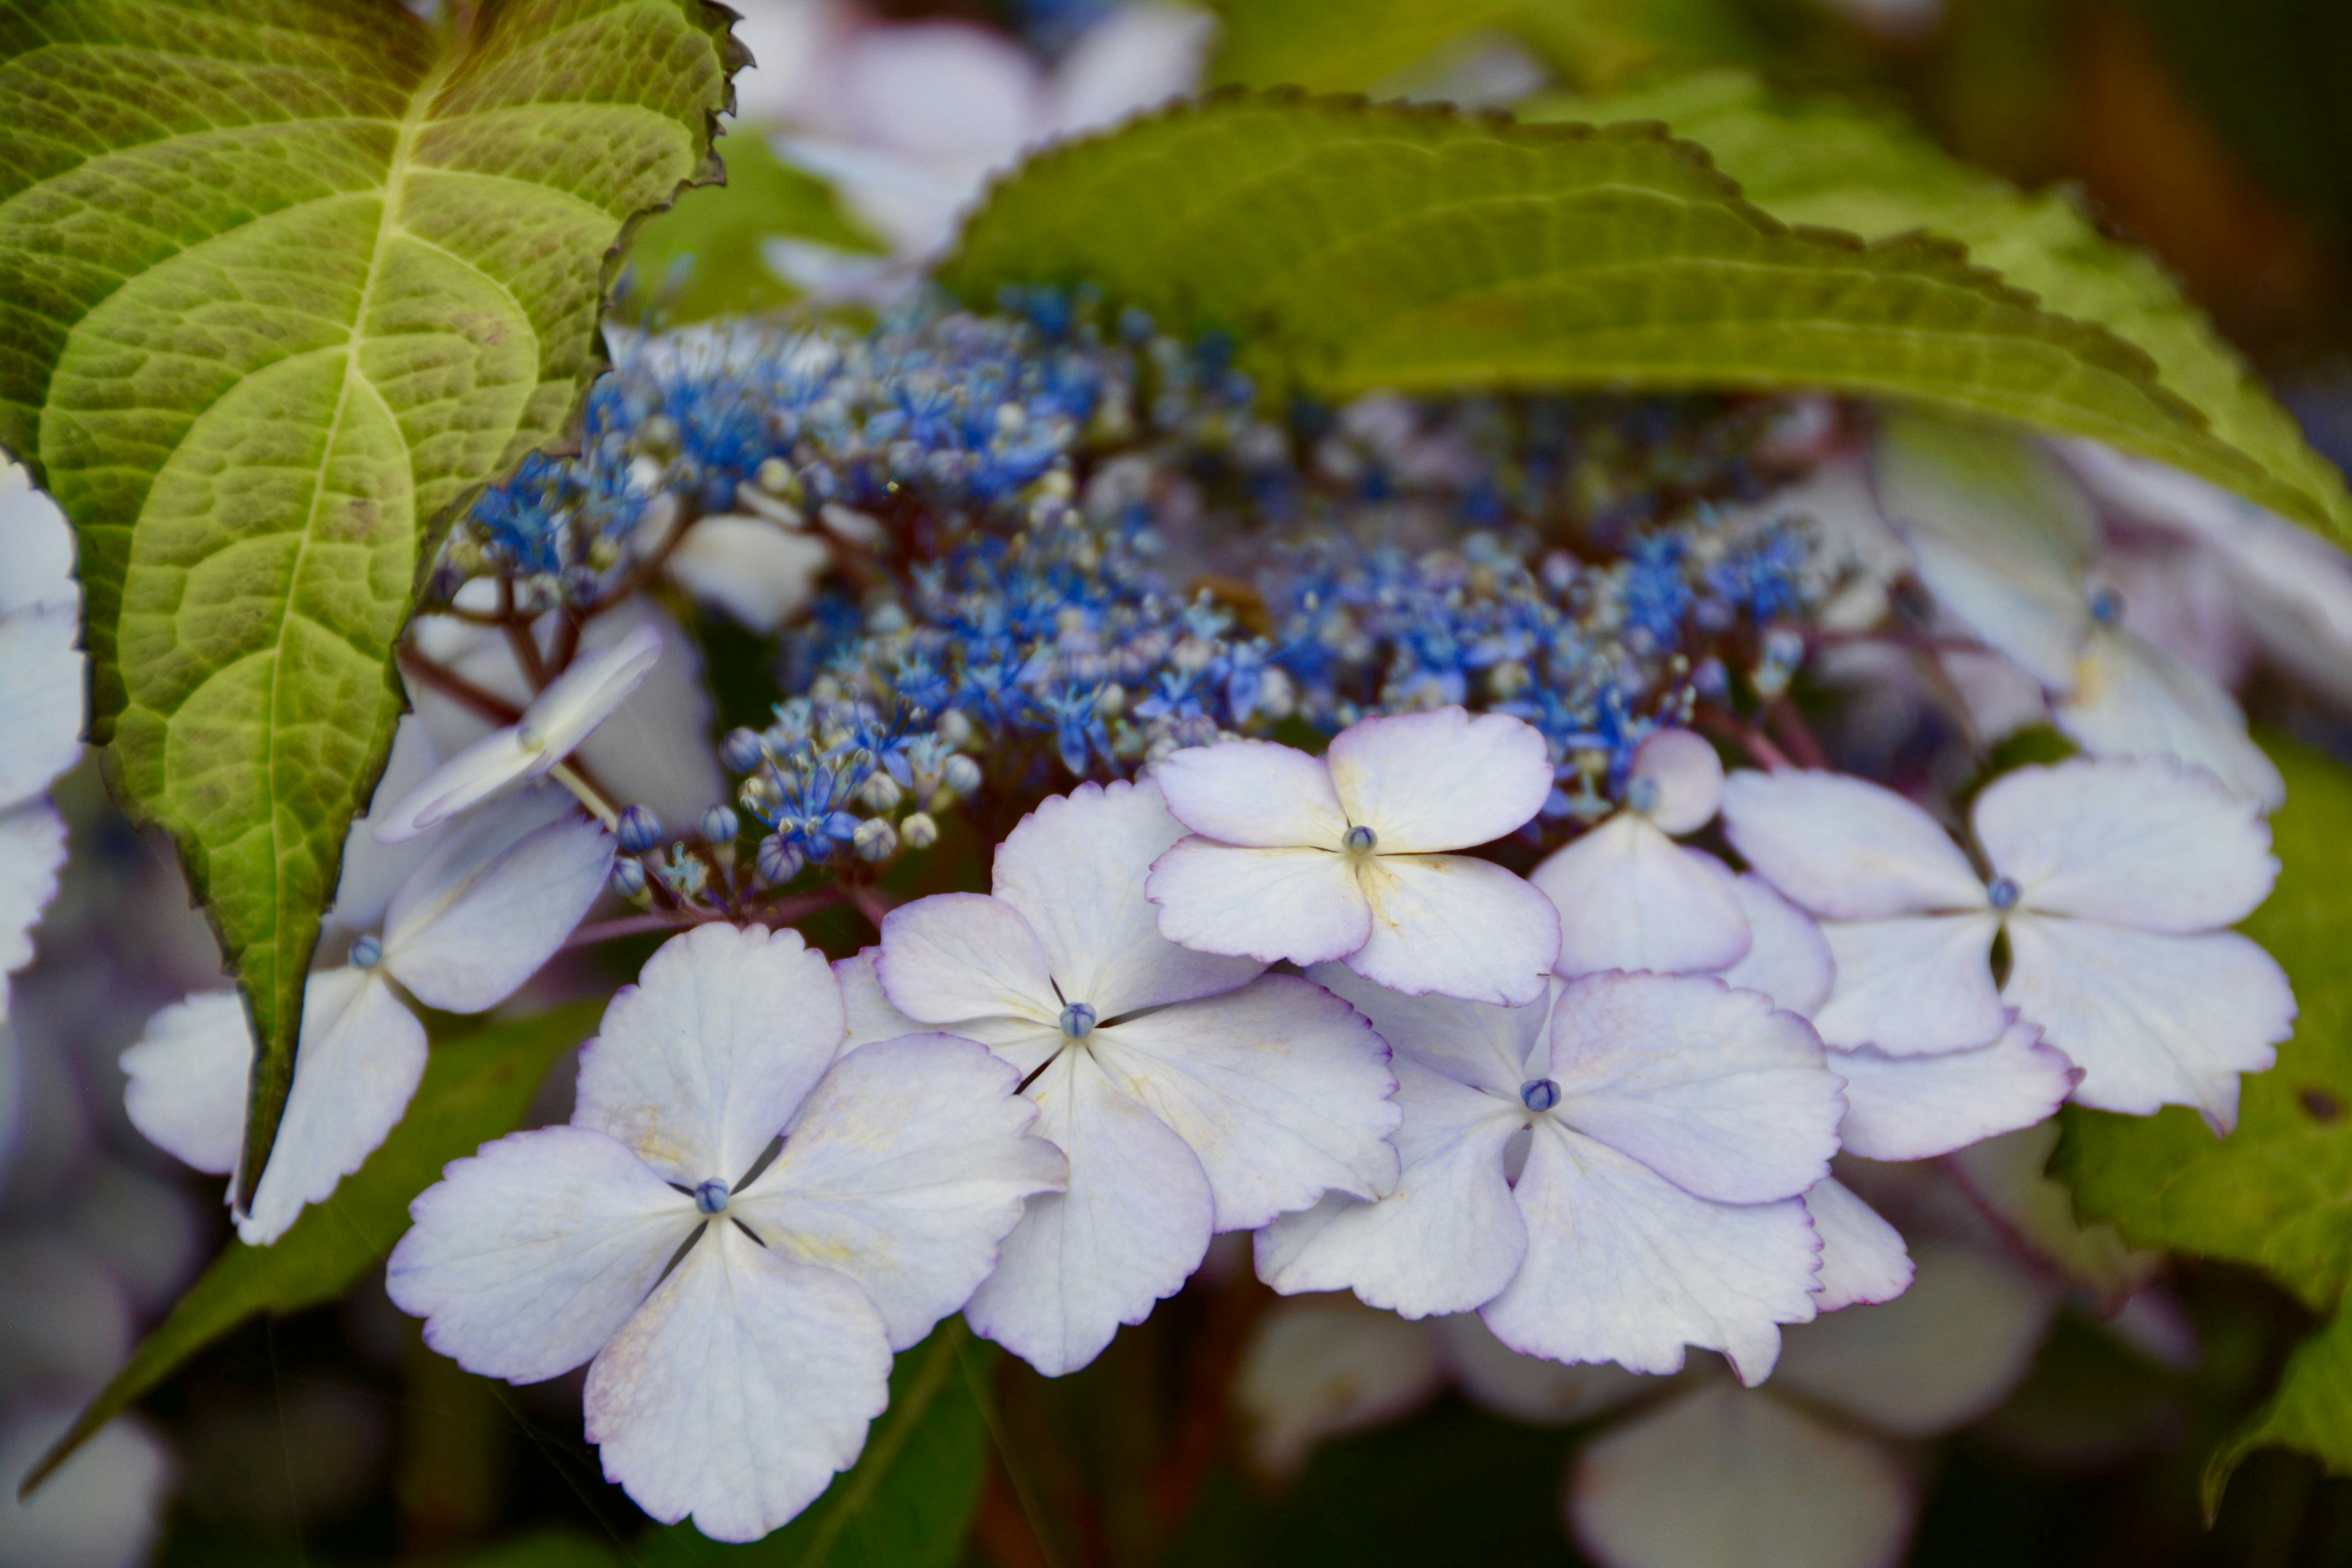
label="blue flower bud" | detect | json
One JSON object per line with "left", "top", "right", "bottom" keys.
{"left": 617, "top": 805, "right": 664, "bottom": 854}
{"left": 941, "top": 754, "right": 982, "bottom": 796}
{"left": 350, "top": 934, "right": 383, "bottom": 970}
{"left": 701, "top": 805, "right": 741, "bottom": 845}
{"left": 694, "top": 1179, "right": 730, "bottom": 1215}
{"left": 1988, "top": 875, "right": 2021, "bottom": 911}
{"left": 721, "top": 727, "right": 766, "bottom": 774}
{"left": 756, "top": 834, "right": 804, "bottom": 886}
{"left": 611, "top": 858, "right": 648, "bottom": 897}
{"left": 1521, "top": 1078, "right": 1561, "bottom": 1113}
{"left": 1060, "top": 1003, "right": 1098, "bottom": 1039}
{"left": 1343, "top": 824, "right": 1378, "bottom": 853}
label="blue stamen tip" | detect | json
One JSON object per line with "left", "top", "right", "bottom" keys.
{"left": 1988, "top": 875, "right": 2021, "bottom": 911}
{"left": 1343, "top": 824, "right": 1378, "bottom": 853}
{"left": 694, "top": 1179, "right": 730, "bottom": 1216}
{"left": 1520, "top": 1078, "right": 1561, "bottom": 1113}
{"left": 1060, "top": 1003, "right": 1098, "bottom": 1039}
{"left": 350, "top": 934, "right": 383, "bottom": 970}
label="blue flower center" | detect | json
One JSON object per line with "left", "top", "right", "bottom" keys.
{"left": 350, "top": 934, "right": 383, "bottom": 970}
{"left": 1625, "top": 777, "right": 1660, "bottom": 816}
{"left": 1343, "top": 824, "right": 1378, "bottom": 853}
{"left": 2089, "top": 587, "right": 2125, "bottom": 626}
{"left": 1060, "top": 1003, "right": 1098, "bottom": 1040}
{"left": 1520, "top": 1078, "right": 1561, "bottom": 1113}
{"left": 694, "top": 1179, "right": 731, "bottom": 1216}
{"left": 1987, "top": 875, "right": 2021, "bottom": 911}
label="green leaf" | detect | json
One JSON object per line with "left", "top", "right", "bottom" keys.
{"left": 0, "top": 0, "right": 737, "bottom": 1199}
{"left": 2056, "top": 735, "right": 2352, "bottom": 1313}
{"left": 2203, "top": 1306, "right": 2352, "bottom": 1518}
{"left": 622, "top": 132, "right": 880, "bottom": 322}
{"left": 21, "top": 1001, "right": 599, "bottom": 1494}
{"left": 1518, "top": 70, "right": 2352, "bottom": 542}
{"left": 1206, "top": 0, "right": 1760, "bottom": 96}
{"left": 938, "top": 89, "right": 2350, "bottom": 539}
{"left": 639, "top": 1321, "right": 994, "bottom": 1567}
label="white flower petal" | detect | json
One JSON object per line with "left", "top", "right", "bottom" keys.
{"left": 386, "top": 1125, "right": 699, "bottom": 1382}
{"left": 1482, "top": 1125, "right": 1820, "bottom": 1384}
{"left": 1253, "top": 1055, "right": 1526, "bottom": 1318}
{"left": 584, "top": 1222, "right": 894, "bottom": 1544}
{"left": 2057, "top": 631, "right": 2285, "bottom": 809}
{"left": 1325, "top": 707, "right": 1553, "bottom": 852}
{"left": 1832, "top": 1018, "right": 2076, "bottom": 1161}
{"left": 1875, "top": 408, "right": 2097, "bottom": 689}
{"left": 738, "top": 1033, "right": 1065, "bottom": 1351}
{"left": 834, "top": 950, "right": 927, "bottom": 1050}
{"left": 120, "top": 991, "right": 251, "bottom": 1176}
{"left": 1570, "top": 1383, "right": 1915, "bottom": 1568}
{"left": 876, "top": 892, "right": 1061, "bottom": 1029}
{"left": 992, "top": 780, "right": 1263, "bottom": 1018}
{"left": 521, "top": 619, "right": 665, "bottom": 762}
{"left": 0, "top": 605, "right": 83, "bottom": 813}
{"left": 2003, "top": 916, "right": 2291, "bottom": 1131}
{"left": 1534, "top": 816, "right": 1748, "bottom": 979}
{"left": 1046, "top": 2, "right": 1216, "bottom": 136}
{"left": 1151, "top": 737, "right": 1349, "bottom": 848}
{"left": 665, "top": 515, "right": 829, "bottom": 633}
{"left": 1234, "top": 1298, "right": 1445, "bottom": 1476}
{"left": 1090, "top": 974, "right": 1399, "bottom": 1231}
{"left": 0, "top": 1404, "right": 172, "bottom": 1568}
{"left": 0, "top": 462, "right": 78, "bottom": 617}
{"left": 1545, "top": 973, "right": 1841, "bottom": 1206}
{"left": 576, "top": 924, "right": 845, "bottom": 1186}
{"left": 1145, "top": 839, "right": 1371, "bottom": 967}
{"left": 1813, "top": 914, "right": 2006, "bottom": 1056}
{"left": 1806, "top": 1178, "right": 1913, "bottom": 1313}
{"left": 326, "top": 715, "right": 447, "bottom": 939}
{"left": 1975, "top": 756, "right": 2276, "bottom": 932}
{"left": 1776, "top": 1244, "right": 2058, "bottom": 1436}
{"left": 964, "top": 1050, "right": 1213, "bottom": 1376}
{"left": 382, "top": 808, "right": 611, "bottom": 1012}
{"left": 1719, "top": 873, "right": 1834, "bottom": 1016}
{"left": 1945, "top": 1123, "right": 2160, "bottom": 1305}
{"left": 372, "top": 728, "right": 539, "bottom": 845}
{"left": 1629, "top": 728, "right": 1724, "bottom": 835}
{"left": 1721, "top": 769, "right": 1986, "bottom": 919}
{"left": 1352, "top": 853, "right": 1559, "bottom": 1006}
{"left": 1434, "top": 1312, "right": 1649, "bottom": 1426}
{"left": 1303, "top": 960, "right": 1540, "bottom": 1098}
{"left": 0, "top": 802, "right": 69, "bottom": 1006}
{"left": 241, "top": 967, "right": 427, "bottom": 1245}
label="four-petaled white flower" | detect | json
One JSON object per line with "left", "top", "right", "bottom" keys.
{"left": 375, "top": 622, "right": 665, "bottom": 843}
{"left": 1147, "top": 707, "right": 1561, "bottom": 1006}
{"left": 388, "top": 923, "right": 1065, "bottom": 1542}
{"left": 1722, "top": 758, "right": 2294, "bottom": 1131}
{"left": 0, "top": 462, "right": 84, "bottom": 1025}
{"left": 861, "top": 777, "right": 1403, "bottom": 1376}
{"left": 1531, "top": 728, "right": 1751, "bottom": 979}
{"left": 1257, "top": 966, "right": 1845, "bottom": 1383}
{"left": 122, "top": 791, "right": 614, "bottom": 1243}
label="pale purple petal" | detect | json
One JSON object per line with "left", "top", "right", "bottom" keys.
{"left": 1813, "top": 914, "right": 2006, "bottom": 1056}
{"left": 383, "top": 808, "right": 612, "bottom": 1012}
{"left": 1152, "top": 739, "right": 1348, "bottom": 848}
{"left": 1045, "top": 1, "right": 1216, "bottom": 135}
{"left": 1145, "top": 839, "right": 1371, "bottom": 967}
{"left": 992, "top": 779, "right": 1262, "bottom": 1017}
{"left": 1721, "top": 769, "right": 1986, "bottom": 919}
{"left": 1544, "top": 973, "right": 1842, "bottom": 1205}
{"left": 0, "top": 463, "right": 78, "bottom": 617}
{"left": 1303, "top": 960, "right": 1541, "bottom": 1098}
{"left": 1482, "top": 1125, "right": 1820, "bottom": 1384}
{"left": 834, "top": 951, "right": 927, "bottom": 1050}
{"left": 2003, "top": 916, "right": 2291, "bottom": 1133}
{"left": 0, "top": 606, "right": 83, "bottom": 813}
{"left": 1629, "top": 728, "right": 1724, "bottom": 835}
{"left": 665, "top": 516, "right": 829, "bottom": 634}
{"left": 1534, "top": 816, "right": 1748, "bottom": 979}
{"left": 387, "top": 1125, "right": 698, "bottom": 1382}
{"left": 521, "top": 620, "right": 665, "bottom": 764}
{"left": 584, "top": 1223, "right": 893, "bottom": 1543}
{"left": 1719, "top": 873, "right": 1834, "bottom": 1016}
{"left": 1091, "top": 974, "right": 1399, "bottom": 1230}
{"left": 1234, "top": 1298, "right": 1445, "bottom": 1476}
{"left": 326, "top": 716, "right": 448, "bottom": 939}
{"left": 1570, "top": 1383, "right": 1915, "bottom": 1568}
{"left": 120, "top": 992, "right": 249, "bottom": 1177}
{"left": 372, "top": 728, "right": 538, "bottom": 845}
{"left": 1352, "top": 853, "right": 1559, "bottom": 1006}
{"left": 878, "top": 892, "right": 1066, "bottom": 1031}
{"left": 1253, "top": 1055, "right": 1526, "bottom": 1318}
{"left": 1945, "top": 1124, "right": 2159, "bottom": 1306}
{"left": 1972, "top": 757, "right": 2276, "bottom": 932}
{"left": 2057, "top": 631, "right": 2285, "bottom": 809}
{"left": 737, "top": 1033, "right": 1066, "bottom": 1351}
{"left": 1805, "top": 1177, "right": 1913, "bottom": 1313}
{"left": 1325, "top": 707, "right": 1553, "bottom": 853}
{"left": 1831, "top": 1019, "right": 2076, "bottom": 1161}
{"left": 1434, "top": 1313, "right": 1649, "bottom": 1426}
{"left": 575, "top": 924, "right": 845, "bottom": 1186}
{"left": 0, "top": 804, "right": 69, "bottom": 1005}
{"left": 965, "top": 1050, "right": 1214, "bottom": 1376}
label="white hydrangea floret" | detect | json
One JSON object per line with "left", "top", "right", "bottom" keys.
{"left": 388, "top": 923, "right": 1064, "bottom": 1542}
{"left": 1147, "top": 706, "right": 1561, "bottom": 1006}
{"left": 0, "top": 462, "right": 85, "bottom": 1025}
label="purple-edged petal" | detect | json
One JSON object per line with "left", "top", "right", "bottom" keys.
{"left": 1091, "top": 974, "right": 1399, "bottom": 1231}
{"left": 1813, "top": 914, "right": 2006, "bottom": 1057}
{"left": 1325, "top": 707, "right": 1553, "bottom": 852}
{"left": 1721, "top": 769, "right": 1986, "bottom": 919}
{"left": 1482, "top": 1125, "right": 1821, "bottom": 1384}
{"left": 834, "top": 951, "right": 927, "bottom": 1050}
{"left": 1831, "top": 1019, "right": 2076, "bottom": 1161}
{"left": 1151, "top": 738, "right": 1348, "bottom": 848}
{"left": 584, "top": 1222, "right": 892, "bottom": 1544}
{"left": 1776, "top": 1244, "right": 2058, "bottom": 1438}
{"left": 1719, "top": 873, "right": 1834, "bottom": 1016}
{"left": 1434, "top": 1313, "right": 1649, "bottom": 1426}
{"left": 1973, "top": 757, "right": 2276, "bottom": 932}
{"left": 1234, "top": 1298, "right": 1446, "bottom": 1476}
{"left": 2057, "top": 631, "right": 2285, "bottom": 809}
{"left": 382, "top": 804, "right": 611, "bottom": 1013}
{"left": 2003, "top": 916, "right": 2291, "bottom": 1133}
{"left": 1629, "top": 728, "right": 1724, "bottom": 835}
{"left": 965, "top": 1050, "right": 1214, "bottom": 1376}
{"left": 992, "top": 779, "right": 1262, "bottom": 1017}
{"left": 1303, "top": 960, "right": 1541, "bottom": 1098}
{"left": 121, "top": 992, "right": 249, "bottom": 1177}
{"left": 1253, "top": 1055, "right": 1526, "bottom": 1318}
{"left": 1145, "top": 840, "right": 1371, "bottom": 967}
{"left": 1545, "top": 973, "right": 1842, "bottom": 1205}
{"left": 387, "top": 1125, "right": 697, "bottom": 1383}
{"left": 1534, "top": 817, "right": 1749, "bottom": 979}
{"left": 737, "top": 1034, "right": 1065, "bottom": 1351}
{"left": 1806, "top": 1178, "right": 1913, "bottom": 1313}
{"left": 575, "top": 924, "right": 845, "bottom": 1188}
{"left": 1570, "top": 1383, "right": 1915, "bottom": 1568}
{"left": 1352, "top": 853, "right": 1559, "bottom": 1006}
{"left": 876, "top": 892, "right": 1060, "bottom": 1030}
